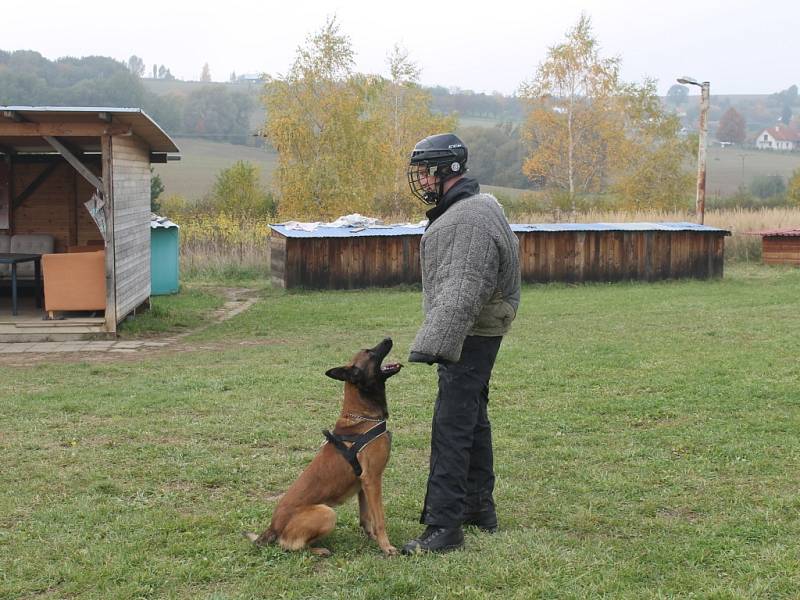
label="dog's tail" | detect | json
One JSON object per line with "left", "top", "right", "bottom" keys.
{"left": 243, "top": 529, "right": 277, "bottom": 546}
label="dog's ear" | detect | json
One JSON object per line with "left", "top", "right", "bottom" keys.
{"left": 325, "top": 366, "right": 363, "bottom": 383}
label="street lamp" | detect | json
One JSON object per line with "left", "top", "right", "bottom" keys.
{"left": 677, "top": 76, "right": 710, "bottom": 224}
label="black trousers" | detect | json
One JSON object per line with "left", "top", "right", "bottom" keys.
{"left": 420, "top": 335, "right": 503, "bottom": 528}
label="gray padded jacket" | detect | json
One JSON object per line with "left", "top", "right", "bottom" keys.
{"left": 410, "top": 191, "right": 521, "bottom": 363}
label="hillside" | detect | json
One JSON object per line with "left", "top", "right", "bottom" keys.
{"left": 142, "top": 78, "right": 263, "bottom": 98}
{"left": 154, "top": 138, "right": 277, "bottom": 199}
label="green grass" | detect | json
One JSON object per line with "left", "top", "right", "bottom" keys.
{"left": 116, "top": 285, "right": 229, "bottom": 338}
{"left": 2, "top": 264, "right": 800, "bottom": 598}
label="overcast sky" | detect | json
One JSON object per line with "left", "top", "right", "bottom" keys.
{"left": 2, "top": 0, "right": 797, "bottom": 96}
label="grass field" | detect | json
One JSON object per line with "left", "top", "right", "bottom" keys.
{"left": 706, "top": 146, "right": 800, "bottom": 197}
{"left": 154, "top": 138, "right": 278, "bottom": 200}
{"left": 2, "top": 265, "right": 799, "bottom": 598}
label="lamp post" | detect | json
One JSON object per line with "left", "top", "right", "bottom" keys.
{"left": 678, "top": 76, "right": 710, "bottom": 224}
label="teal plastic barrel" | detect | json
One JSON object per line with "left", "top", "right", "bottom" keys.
{"left": 150, "top": 218, "right": 179, "bottom": 295}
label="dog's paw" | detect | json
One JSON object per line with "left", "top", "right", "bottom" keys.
{"left": 382, "top": 545, "right": 399, "bottom": 557}
{"left": 310, "top": 547, "right": 332, "bottom": 558}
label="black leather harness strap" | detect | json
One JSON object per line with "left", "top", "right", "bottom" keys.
{"left": 322, "top": 421, "right": 389, "bottom": 477}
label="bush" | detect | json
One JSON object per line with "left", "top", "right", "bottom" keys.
{"left": 208, "top": 161, "right": 277, "bottom": 218}
{"left": 150, "top": 168, "right": 165, "bottom": 213}
{"left": 749, "top": 175, "right": 786, "bottom": 199}
{"left": 708, "top": 186, "right": 791, "bottom": 210}
{"left": 788, "top": 168, "right": 800, "bottom": 206}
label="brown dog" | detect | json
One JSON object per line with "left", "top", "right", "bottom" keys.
{"left": 245, "top": 337, "right": 402, "bottom": 556}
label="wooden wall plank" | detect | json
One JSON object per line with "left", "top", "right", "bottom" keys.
{"left": 762, "top": 237, "right": 800, "bottom": 266}
{"left": 11, "top": 160, "right": 104, "bottom": 250}
{"left": 111, "top": 135, "right": 151, "bottom": 321}
{"left": 102, "top": 135, "right": 117, "bottom": 332}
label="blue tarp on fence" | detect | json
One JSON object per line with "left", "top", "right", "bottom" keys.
{"left": 269, "top": 222, "right": 730, "bottom": 238}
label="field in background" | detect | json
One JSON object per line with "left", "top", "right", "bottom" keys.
{"left": 155, "top": 136, "right": 800, "bottom": 203}
{"left": 154, "top": 138, "right": 278, "bottom": 199}
{"left": 705, "top": 147, "right": 800, "bottom": 197}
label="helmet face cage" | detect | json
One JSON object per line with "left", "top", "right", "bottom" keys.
{"left": 407, "top": 151, "right": 467, "bottom": 205}
{"left": 408, "top": 162, "right": 443, "bottom": 205}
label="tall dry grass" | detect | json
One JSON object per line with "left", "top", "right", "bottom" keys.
{"left": 511, "top": 207, "right": 800, "bottom": 263}
{"left": 174, "top": 208, "right": 800, "bottom": 277}
{"left": 178, "top": 213, "right": 272, "bottom": 279}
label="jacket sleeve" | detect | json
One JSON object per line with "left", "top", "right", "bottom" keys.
{"left": 410, "top": 223, "right": 499, "bottom": 363}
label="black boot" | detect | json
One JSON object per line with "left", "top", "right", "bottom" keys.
{"left": 401, "top": 525, "right": 464, "bottom": 555}
{"left": 462, "top": 510, "right": 498, "bottom": 533}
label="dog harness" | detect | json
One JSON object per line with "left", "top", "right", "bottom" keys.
{"left": 322, "top": 420, "right": 390, "bottom": 477}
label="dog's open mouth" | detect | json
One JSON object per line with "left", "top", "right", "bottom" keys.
{"left": 381, "top": 362, "right": 402, "bottom": 375}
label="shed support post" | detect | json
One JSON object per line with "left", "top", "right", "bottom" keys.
{"left": 43, "top": 136, "right": 103, "bottom": 191}
{"left": 101, "top": 135, "right": 117, "bottom": 333}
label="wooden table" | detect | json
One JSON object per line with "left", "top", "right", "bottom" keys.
{"left": 0, "top": 253, "right": 42, "bottom": 316}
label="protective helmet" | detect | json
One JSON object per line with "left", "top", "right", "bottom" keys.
{"left": 407, "top": 133, "right": 468, "bottom": 205}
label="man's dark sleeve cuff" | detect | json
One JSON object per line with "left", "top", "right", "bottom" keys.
{"left": 408, "top": 351, "right": 437, "bottom": 365}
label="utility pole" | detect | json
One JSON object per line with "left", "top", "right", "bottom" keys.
{"left": 678, "top": 76, "right": 710, "bottom": 224}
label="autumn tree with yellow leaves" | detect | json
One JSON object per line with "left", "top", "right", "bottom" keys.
{"left": 520, "top": 15, "right": 692, "bottom": 212}
{"left": 263, "top": 17, "right": 382, "bottom": 220}
{"left": 611, "top": 81, "right": 694, "bottom": 210}
{"left": 263, "top": 20, "right": 452, "bottom": 220}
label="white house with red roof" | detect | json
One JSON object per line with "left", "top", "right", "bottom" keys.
{"left": 755, "top": 124, "right": 800, "bottom": 151}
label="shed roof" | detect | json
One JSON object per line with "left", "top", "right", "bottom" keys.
{"left": 0, "top": 106, "right": 180, "bottom": 154}
{"left": 270, "top": 221, "right": 730, "bottom": 239}
{"left": 747, "top": 228, "right": 800, "bottom": 237}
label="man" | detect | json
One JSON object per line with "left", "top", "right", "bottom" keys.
{"left": 401, "top": 133, "right": 521, "bottom": 554}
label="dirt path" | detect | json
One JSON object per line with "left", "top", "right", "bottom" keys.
{"left": 0, "top": 287, "right": 265, "bottom": 365}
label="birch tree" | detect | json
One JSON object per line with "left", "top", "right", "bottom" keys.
{"left": 519, "top": 14, "right": 692, "bottom": 212}
{"left": 263, "top": 17, "right": 381, "bottom": 219}
{"left": 519, "top": 14, "right": 622, "bottom": 212}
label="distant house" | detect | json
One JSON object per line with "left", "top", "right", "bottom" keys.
{"left": 237, "top": 73, "right": 266, "bottom": 83}
{"left": 755, "top": 124, "right": 800, "bottom": 151}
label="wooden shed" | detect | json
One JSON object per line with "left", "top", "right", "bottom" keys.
{"left": 269, "top": 222, "right": 730, "bottom": 289}
{"left": 749, "top": 229, "right": 800, "bottom": 265}
{"left": 0, "top": 106, "right": 180, "bottom": 341}
{"left": 270, "top": 225, "right": 421, "bottom": 289}
{"left": 515, "top": 222, "right": 730, "bottom": 283}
